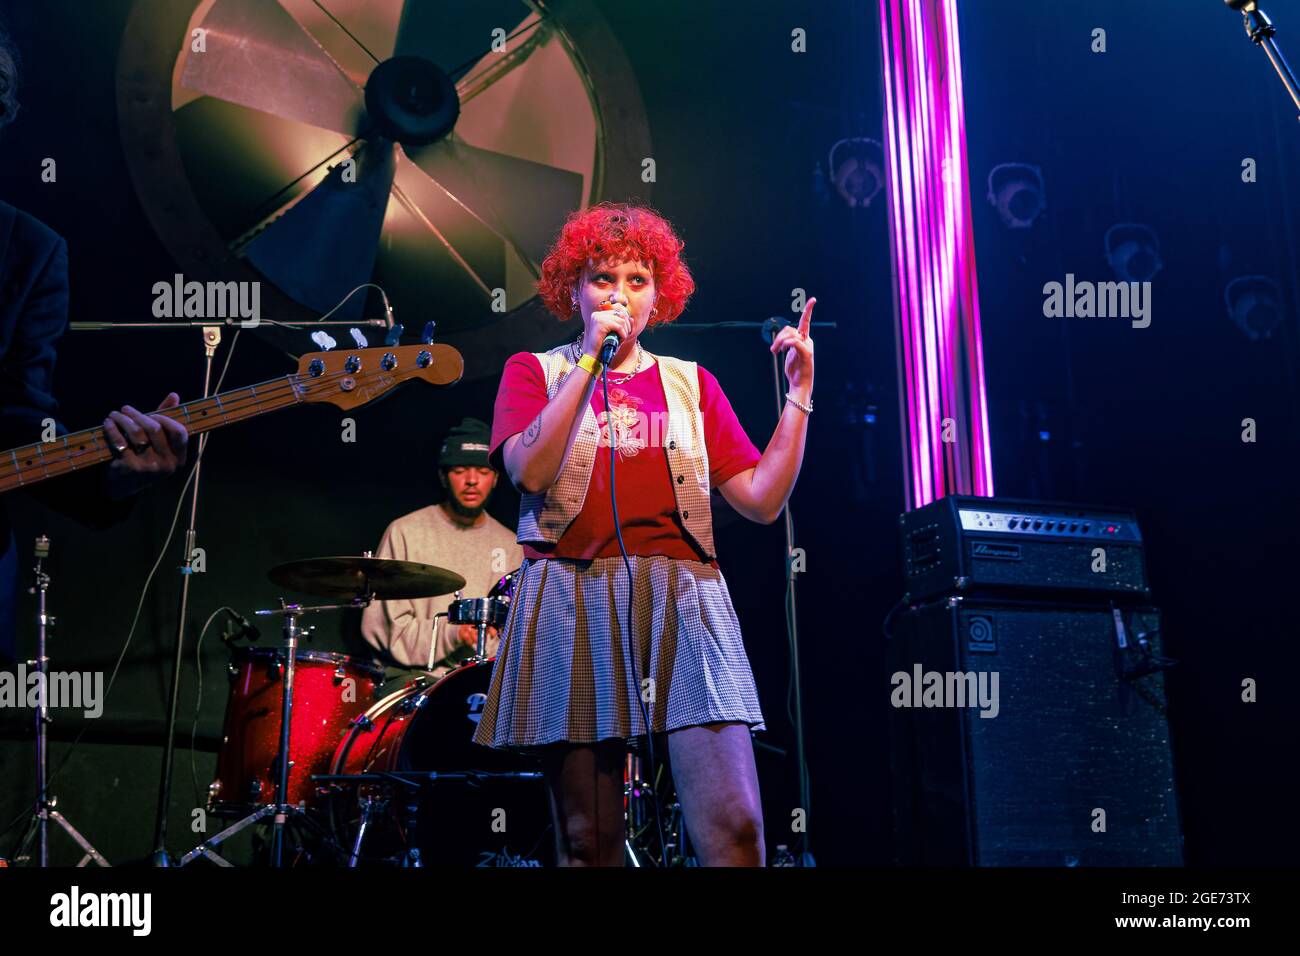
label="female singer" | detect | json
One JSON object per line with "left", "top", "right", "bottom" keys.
{"left": 474, "top": 202, "right": 814, "bottom": 866}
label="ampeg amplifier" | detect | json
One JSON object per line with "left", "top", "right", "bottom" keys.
{"left": 900, "top": 495, "right": 1150, "bottom": 604}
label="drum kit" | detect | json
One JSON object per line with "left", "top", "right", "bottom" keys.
{"left": 182, "top": 555, "right": 692, "bottom": 867}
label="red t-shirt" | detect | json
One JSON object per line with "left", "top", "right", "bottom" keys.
{"left": 490, "top": 352, "right": 762, "bottom": 563}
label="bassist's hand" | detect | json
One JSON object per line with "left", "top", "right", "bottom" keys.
{"left": 103, "top": 393, "right": 190, "bottom": 500}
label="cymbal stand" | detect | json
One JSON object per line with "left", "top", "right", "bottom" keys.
{"left": 10, "top": 536, "right": 109, "bottom": 867}
{"left": 178, "top": 596, "right": 368, "bottom": 866}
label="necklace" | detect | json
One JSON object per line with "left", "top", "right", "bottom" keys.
{"left": 576, "top": 336, "right": 646, "bottom": 384}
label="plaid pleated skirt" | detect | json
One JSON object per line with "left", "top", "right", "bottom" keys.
{"left": 472, "top": 555, "right": 765, "bottom": 749}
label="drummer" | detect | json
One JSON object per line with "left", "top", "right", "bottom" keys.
{"left": 360, "top": 417, "right": 523, "bottom": 681}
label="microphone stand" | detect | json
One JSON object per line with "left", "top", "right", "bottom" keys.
{"left": 663, "top": 316, "right": 834, "bottom": 866}
{"left": 151, "top": 323, "right": 221, "bottom": 866}
{"left": 762, "top": 317, "right": 814, "bottom": 868}
{"left": 1226, "top": 0, "right": 1300, "bottom": 120}
{"left": 70, "top": 319, "right": 231, "bottom": 864}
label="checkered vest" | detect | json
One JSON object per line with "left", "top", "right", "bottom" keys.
{"left": 515, "top": 340, "right": 716, "bottom": 560}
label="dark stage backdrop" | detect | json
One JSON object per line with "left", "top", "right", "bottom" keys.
{"left": 0, "top": 0, "right": 1294, "bottom": 866}
{"left": 958, "top": 0, "right": 1300, "bottom": 866}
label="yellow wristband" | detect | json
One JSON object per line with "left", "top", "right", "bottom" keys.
{"left": 577, "top": 353, "right": 602, "bottom": 377}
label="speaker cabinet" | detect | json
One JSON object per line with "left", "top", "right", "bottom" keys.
{"left": 888, "top": 598, "right": 1182, "bottom": 866}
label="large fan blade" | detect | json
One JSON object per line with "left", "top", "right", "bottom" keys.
{"left": 404, "top": 137, "right": 583, "bottom": 265}
{"left": 245, "top": 144, "right": 395, "bottom": 319}
{"left": 393, "top": 0, "right": 530, "bottom": 76}
{"left": 173, "top": 96, "right": 354, "bottom": 242}
{"left": 181, "top": 0, "right": 364, "bottom": 136}
{"left": 392, "top": 155, "right": 506, "bottom": 297}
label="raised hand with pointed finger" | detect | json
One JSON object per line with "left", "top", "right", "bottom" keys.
{"left": 770, "top": 296, "right": 816, "bottom": 398}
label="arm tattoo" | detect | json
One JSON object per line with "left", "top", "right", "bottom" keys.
{"left": 521, "top": 412, "right": 542, "bottom": 448}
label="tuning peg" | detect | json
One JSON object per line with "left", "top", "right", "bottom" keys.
{"left": 349, "top": 328, "right": 369, "bottom": 348}
{"left": 311, "top": 330, "right": 337, "bottom": 351}
{"left": 384, "top": 323, "right": 404, "bottom": 347}
{"left": 421, "top": 321, "right": 436, "bottom": 345}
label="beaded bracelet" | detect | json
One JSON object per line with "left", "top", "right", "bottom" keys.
{"left": 785, "top": 392, "right": 813, "bottom": 415}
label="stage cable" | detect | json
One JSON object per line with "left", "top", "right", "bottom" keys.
{"left": 600, "top": 365, "right": 669, "bottom": 863}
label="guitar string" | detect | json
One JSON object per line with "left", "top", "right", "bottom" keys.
{"left": 0, "top": 358, "right": 442, "bottom": 484}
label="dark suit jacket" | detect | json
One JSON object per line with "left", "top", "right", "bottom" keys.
{"left": 0, "top": 200, "right": 134, "bottom": 662}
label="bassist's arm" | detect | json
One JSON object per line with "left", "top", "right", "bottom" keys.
{"left": 0, "top": 236, "right": 136, "bottom": 528}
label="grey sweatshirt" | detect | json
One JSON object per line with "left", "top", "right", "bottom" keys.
{"left": 360, "top": 504, "right": 524, "bottom": 673}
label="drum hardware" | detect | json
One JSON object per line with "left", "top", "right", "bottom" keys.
{"left": 316, "top": 771, "right": 547, "bottom": 784}
{"left": 624, "top": 747, "right": 694, "bottom": 868}
{"left": 315, "top": 769, "right": 546, "bottom": 867}
{"left": 324, "top": 658, "right": 553, "bottom": 867}
{"left": 180, "top": 594, "right": 373, "bottom": 867}
{"left": 400, "top": 796, "right": 423, "bottom": 869}
{"left": 397, "top": 694, "right": 428, "bottom": 716}
{"left": 9, "top": 536, "right": 109, "bottom": 868}
{"left": 316, "top": 770, "right": 423, "bottom": 868}
{"left": 445, "top": 595, "right": 510, "bottom": 664}
{"left": 442, "top": 570, "right": 516, "bottom": 666}
{"left": 350, "top": 795, "right": 388, "bottom": 868}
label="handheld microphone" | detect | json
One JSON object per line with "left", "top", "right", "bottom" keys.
{"left": 600, "top": 332, "right": 620, "bottom": 365}
{"left": 596, "top": 303, "right": 627, "bottom": 364}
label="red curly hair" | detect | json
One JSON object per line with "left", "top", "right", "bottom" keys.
{"left": 537, "top": 202, "right": 695, "bottom": 326}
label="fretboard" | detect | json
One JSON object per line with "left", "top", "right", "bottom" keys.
{"left": 0, "top": 374, "right": 303, "bottom": 494}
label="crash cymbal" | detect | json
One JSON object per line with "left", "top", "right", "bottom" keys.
{"left": 268, "top": 556, "right": 466, "bottom": 600}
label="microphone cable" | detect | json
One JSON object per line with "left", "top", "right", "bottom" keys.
{"left": 599, "top": 355, "right": 670, "bottom": 864}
